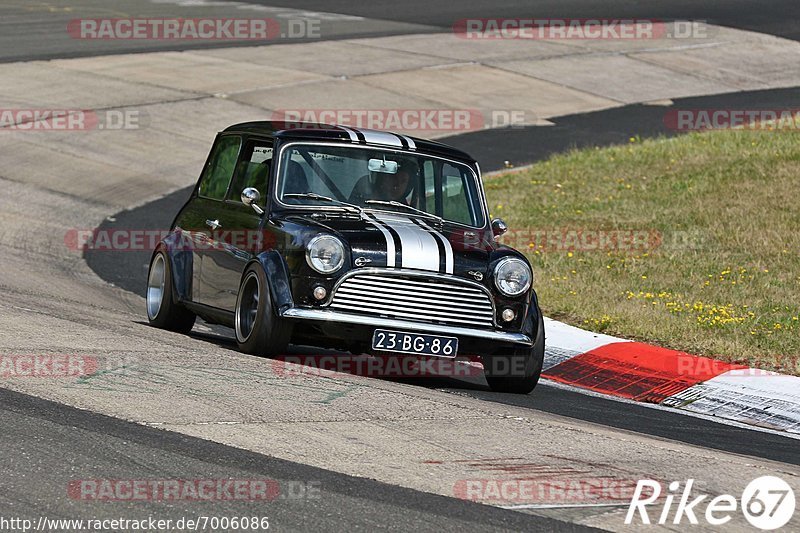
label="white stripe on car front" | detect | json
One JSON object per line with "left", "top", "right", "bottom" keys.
{"left": 418, "top": 219, "right": 454, "bottom": 274}
{"left": 368, "top": 216, "right": 396, "bottom": 268}
{"left": 374, "top": 213, "right": 440, "bottom": 272}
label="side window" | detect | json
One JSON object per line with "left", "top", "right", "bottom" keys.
{"left": 442, "top": 163, "right": 476, "bottom": 226}
{"left": 198, "top": 136, "right": 241, "bottom": 200}
{"left": 229, "top": 140, "right": 274, "bottom": 201}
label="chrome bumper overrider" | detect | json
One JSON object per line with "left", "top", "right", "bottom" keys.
{"left": 281, "top": 308, "right": 533, "bottom": 346}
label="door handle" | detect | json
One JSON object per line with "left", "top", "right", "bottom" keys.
{"left": 205, "top": 219, "right": 221, "bottom": 230}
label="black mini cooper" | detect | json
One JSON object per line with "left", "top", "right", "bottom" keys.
{"left": 146, "top": 122, "right": 545, "bottom": 393}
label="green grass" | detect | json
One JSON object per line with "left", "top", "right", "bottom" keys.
{"left": 486, "top": 130, "right": 800, "bottom": 374}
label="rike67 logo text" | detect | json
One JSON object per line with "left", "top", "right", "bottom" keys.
{"left": 626, "top": 476, "right": 795, "bottom": 530}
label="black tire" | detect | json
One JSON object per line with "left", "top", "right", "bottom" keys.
{"left": 146, "top": 251, "right": 196, "bottom": 333}
{"left": 483, "top": 315, "right": 545, "bottom": 394}
{"left": 235, "top": 263, "right": 292, "bottom": 357}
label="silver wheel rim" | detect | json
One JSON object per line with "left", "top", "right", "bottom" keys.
{"left": 236, "top": 272, "right": 260, "bottom": 343}
{"left": 147, "top": 254, "right": 166, "bottom": 320}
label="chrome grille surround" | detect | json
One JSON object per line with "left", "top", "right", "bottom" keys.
{"left": 327, "top": 269, "right": 496, "bottom": 329}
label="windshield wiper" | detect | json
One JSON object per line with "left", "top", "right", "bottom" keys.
{"left": 364, "top": 200, "right": 444, "bottom": 225}
{"left": 284, "top": 193, "right": 365, "bottom": 218}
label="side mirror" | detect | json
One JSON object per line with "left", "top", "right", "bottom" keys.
{"left": 491, "top": 218, "right": 508, "bottom": 238}
{"left": 241, "top": 187, "right": 264, "bottom": 215}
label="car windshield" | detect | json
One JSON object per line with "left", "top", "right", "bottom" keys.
{"left": 276, "top": 143, "right": 486, "bottom": 227}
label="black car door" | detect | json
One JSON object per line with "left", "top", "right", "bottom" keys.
{"left": 199, "top": 137, "right": 274, "bottom": 312}
{"left": 189, "top": 134, "right": 242, "bottom": 308}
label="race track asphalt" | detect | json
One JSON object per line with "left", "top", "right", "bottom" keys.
{"left": 2, "top": 0, "right": 798, "bottom": 63}
{"left": 224, "top": 0, "right": 800, "bottom": 41}
{"left": 0, "top": 388, "right": 594, "bottom": 532}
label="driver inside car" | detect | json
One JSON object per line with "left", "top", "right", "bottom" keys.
{"left": 349, "top": 159, "right": 418, "bottom": 206}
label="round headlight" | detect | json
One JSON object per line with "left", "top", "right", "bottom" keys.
{"left": 306, "top": 235, "right": 345, "bottom": 274}
{"left": 494, "top": 257, "right": 532, "bottom": 297}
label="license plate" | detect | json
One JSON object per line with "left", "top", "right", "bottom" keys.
{"left": 371, "top": 329, "right": 458, "bottom": 358}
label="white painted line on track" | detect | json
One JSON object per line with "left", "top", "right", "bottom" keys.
{"left": 500, "top": 503, "right": 630, "bottom": 510}
{"left": 539, "top": 380, "right": 800, "bottom": 441}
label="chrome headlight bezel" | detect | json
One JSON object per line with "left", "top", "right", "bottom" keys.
{"left": 493, "top": 257, "right": 532, "bottom": 297}
{"left": 306, "top": 235, "right": 345, "bottom": 274}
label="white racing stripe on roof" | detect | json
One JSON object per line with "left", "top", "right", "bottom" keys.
{"left": 337, "top": 125, "right": 359, "bottom": 143}
{"left": 356, "top": 128, "right": 403, "bottom": 148}
{"left": 398, "top": 134, "right": 416, "bottom": 150}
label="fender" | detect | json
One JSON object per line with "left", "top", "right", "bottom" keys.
{"left": 157, "top": 231, "right": 193, "bottom": 303}
{"left": 248, "top": 250, "right": 294, "bottom": 314}
{"left": 521, "top": 289, "right": 544, "bottom": 344}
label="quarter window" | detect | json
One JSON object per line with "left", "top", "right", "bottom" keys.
{"left": 198, "top": 136, "right": 241, "bottom": 200}
{"left": 229, "top": 141, "right": 274, "bottom": 201}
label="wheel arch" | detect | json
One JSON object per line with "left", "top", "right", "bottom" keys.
{"left": 153, "top": 232, "right": 193, "bottom": 303}
{"left": 520, "top": 288, "right": 544, "bottom": 346}
{"left": 245, "top": 250, "right": 294, "bottom": 314}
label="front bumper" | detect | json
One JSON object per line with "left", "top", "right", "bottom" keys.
{"left": 281, "top": 307, "right": 533, "bottom": 346}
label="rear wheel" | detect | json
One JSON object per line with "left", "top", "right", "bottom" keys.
{"left": 483, "top": 316, "right": 545, "bottom": 394}
{"left": 146, "top": 251, "right": 196, "bottom": 333}
{"left": 235, "top": 264, "right": 292, "bottom": 356}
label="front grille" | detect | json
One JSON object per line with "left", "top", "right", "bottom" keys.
{"left": 329, "top": 272, "right": 495, "bottom": 329}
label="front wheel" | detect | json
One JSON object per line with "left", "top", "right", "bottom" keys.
{"left": 235, "top": 263, "right": 292, "bottom": 357}
{"left": 483, "top": 316, "right": 545, "bottom": 394}
{"left": 146, "top": 251, "right": 196, "bottom": 333}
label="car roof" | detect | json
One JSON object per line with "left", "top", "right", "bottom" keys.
{"left": 222, "top": 121, "right": 476, "bottom": 163}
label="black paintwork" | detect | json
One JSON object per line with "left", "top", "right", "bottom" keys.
{"left": 223, "top": 121, "right": 476, "bottom": 163}
{"left": 158, "top": 123, "right": 541, "bottom": 353}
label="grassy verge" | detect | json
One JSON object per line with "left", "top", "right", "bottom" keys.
{"left": 486, "top": 129, "right": 800, "bottom": 374}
